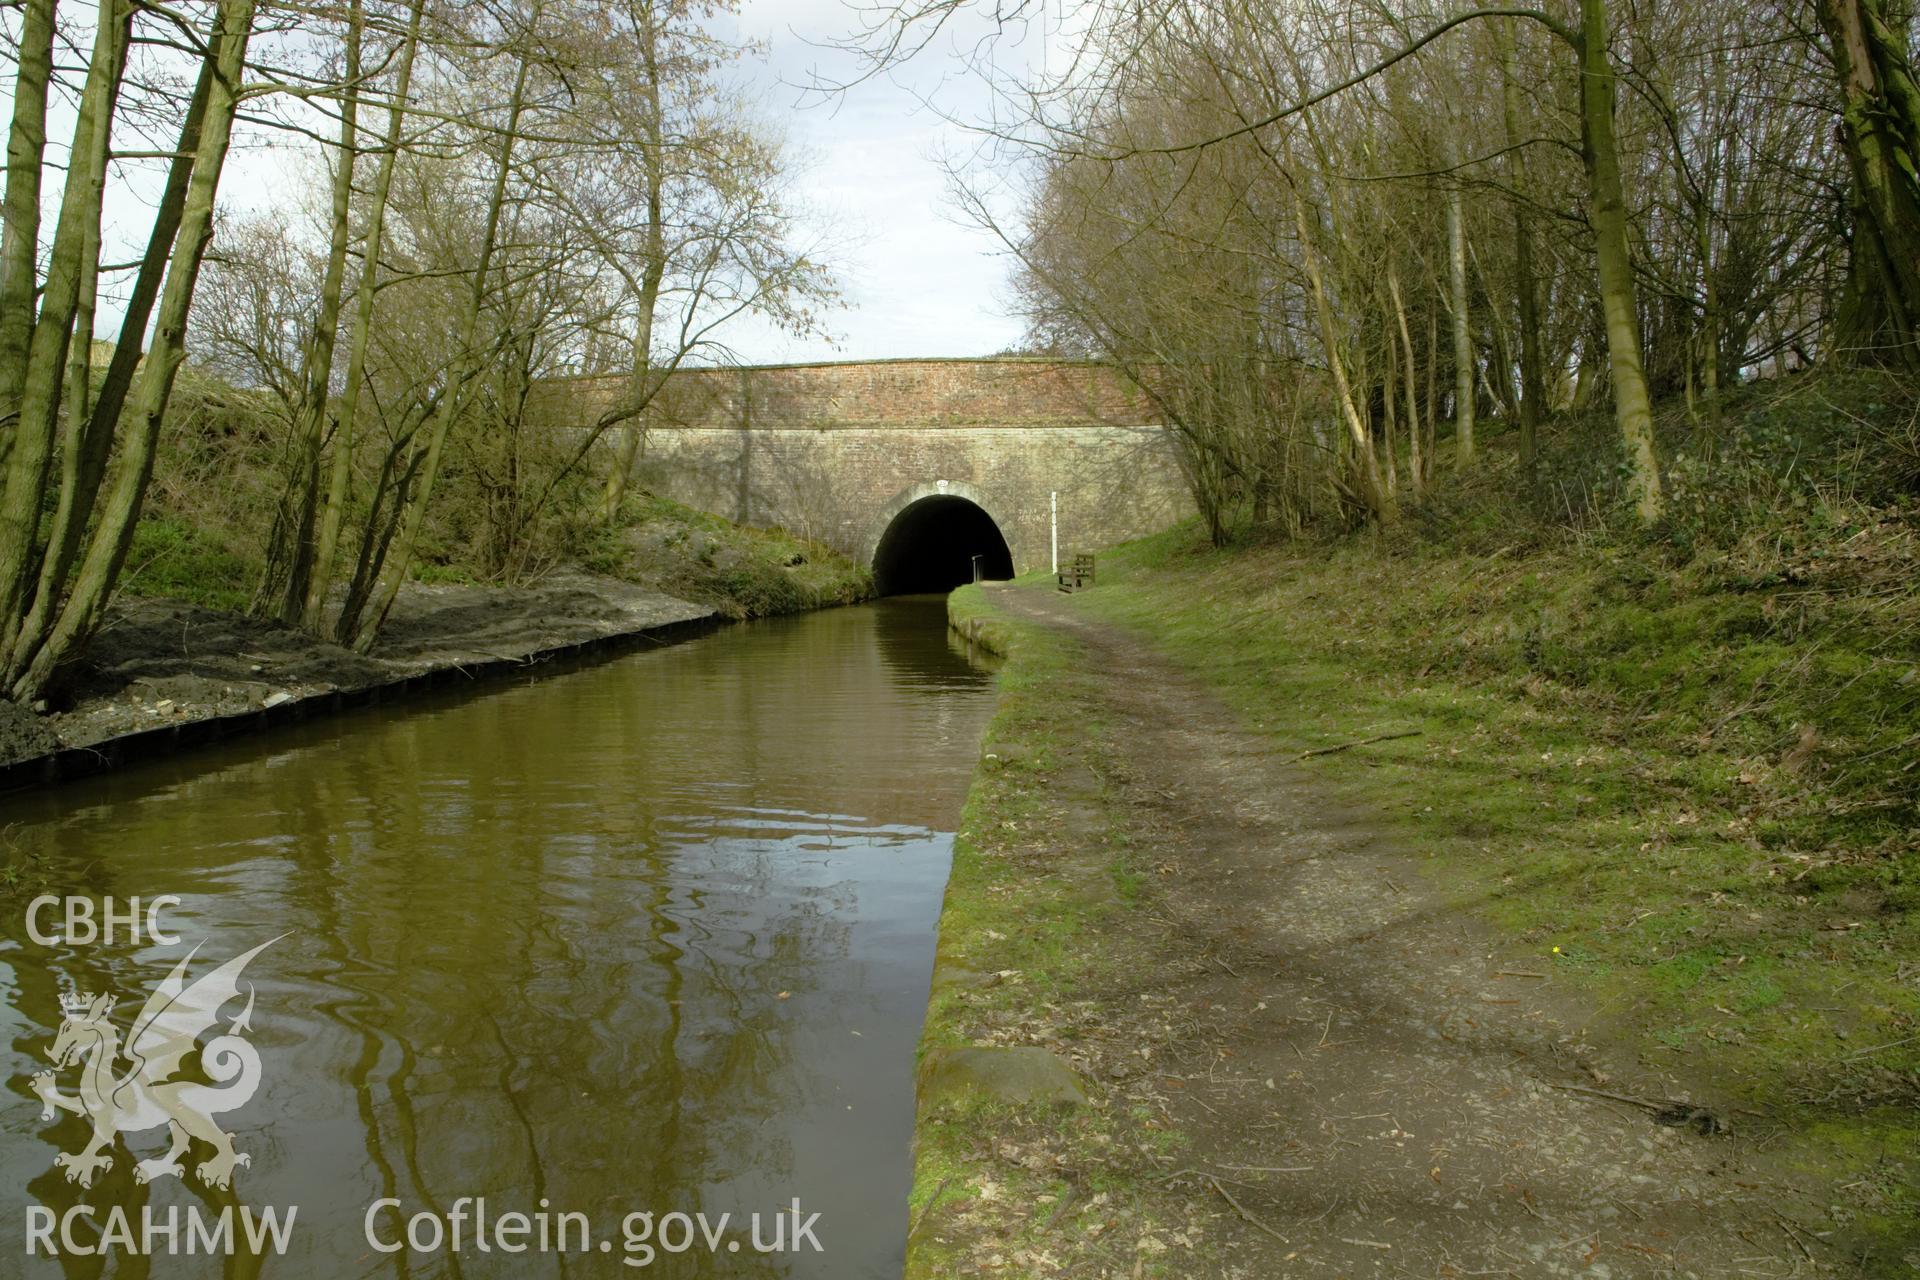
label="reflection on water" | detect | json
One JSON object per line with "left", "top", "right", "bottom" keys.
{"left": 0, "top": 597, "right": 995, "bottom": 1278}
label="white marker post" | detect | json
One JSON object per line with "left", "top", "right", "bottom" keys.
{"left": 1050, "top": 491, "right": 1058, "bottom": 576}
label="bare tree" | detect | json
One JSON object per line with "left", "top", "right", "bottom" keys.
{"left": 0, "top": 0, "right": 263, "bottom": 702}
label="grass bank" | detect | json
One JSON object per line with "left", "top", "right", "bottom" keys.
{"left": 915, "top": 370, "right": 1919, "bottom": 1267}
{"left": 603, "top": 494, "right": 870, "bottom": 618}
{"left": 1069, "top": 529, "right": 1916, "bottom": 1232}
{"left": 1066, "top": 379, "right": 1918, "bottom": 1245}
{"left": 121, "top": 367, "right": 870, "bottom": 622}
{"left": 908, "top": 591, "right": 1207, "bottom": 1276}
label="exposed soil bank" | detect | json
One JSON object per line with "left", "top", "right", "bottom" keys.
{"left": 0, "top": 574, "right": 716, "bottom": 785}
{"left": 2, "top": 491, "right": 874, "bottom": 787}
{"left": 912, "top": 581, "right": 1908, "bottom": 1277}
{"left": 611, "top": 493, "right": 874, "bottom": 620}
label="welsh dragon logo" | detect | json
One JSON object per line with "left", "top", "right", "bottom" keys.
{"left": 30, "top": 936, "right": 282, "bottom": 1190}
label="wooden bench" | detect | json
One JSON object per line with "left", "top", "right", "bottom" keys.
{"left": 1056, "top": 553, "right": 1095, "bottom": 593}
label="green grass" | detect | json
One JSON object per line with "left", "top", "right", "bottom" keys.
{"left": 908, "top": 588, "right": 1200, "bottom": 1278}
{"left": 925, "top": 590, "right": 1121, "bottom": 1040}
{"left": 1072, "top": 518, "right": 1918, "bottom": 1099}
{"left": 118, "top": 516, "right": 257, "bottom": 613}
{"left": 613, "top": 492, "right": 872, "bottom": 618}
{"left": 1032, "top": 374, "right": 1920, "bottom": 1255}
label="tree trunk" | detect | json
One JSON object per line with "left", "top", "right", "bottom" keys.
{"left": 0, "top": 0, "right": 131, "bottom": 655}
{"left": 1380, "top": 326, "right": 1399, "bottom": 497}
{"left": 0, "top": 0, "right": 57, "bottom": 441}
{"left": 1447, "top": 185, "right": 1475, "bottom": 468}
{"left": 1500, "top": 22, "right": 1545, "bottom": 471}
{"left": 265, "top": 0, "right": 363, "bottom": 622}
{"left": 1387, "top": 266, "right": 1423, "bottom": 495}
{"left": 351, "top": 20, "right": 537, "bottom": 649}
{"left": 10, "top": 0, "right": 258, "bottom": 701}
{"left": 1818, "top": 0, "right": 1920, "bottom": 367}
{"left": 12, "top": 60, "right": 214, "bottom": 673}
{"left": 599, "top": 7, "right": 669, "bottom": 522}
{"left": 1578, "top": 0, "right": 1662, "bottom": 521}
{"left": 1293, "top": 190, "right": 1391, "bottom": 519}
{"left": 1424, "top": 307, "right": 1438, "bottom": 486}
{"left": 1696, "top": 198, "right": 1721, "bottom": 435}
{"left": 304, "top": 0, "right": 425, "bottom": 632}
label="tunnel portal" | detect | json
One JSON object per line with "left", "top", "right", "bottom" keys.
{"left": 872, "top": 495, "right": 1015, "bottom": 595}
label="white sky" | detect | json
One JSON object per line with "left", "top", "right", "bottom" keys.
{"left": 6, "top": 0, "right": 1049, "bottom": 365}
{"left": 713, "top": 0, "right": 1044, "bottom": 361}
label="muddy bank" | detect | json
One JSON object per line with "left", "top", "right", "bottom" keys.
{"left": 1, "top": 573, "right": 715, "bottom": 781}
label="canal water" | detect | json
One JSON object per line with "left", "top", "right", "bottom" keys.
{"left": 0, "top": 597, "right": 997, "bottom": 1278}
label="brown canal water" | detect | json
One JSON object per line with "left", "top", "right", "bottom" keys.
{"left": 0, "top": 596, "right": 996, "bottom": 1278}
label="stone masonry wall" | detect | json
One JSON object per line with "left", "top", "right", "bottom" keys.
{"left": 538, "top": 358, "right": 1193, "bottom": 573}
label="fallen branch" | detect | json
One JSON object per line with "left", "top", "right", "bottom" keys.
{"left": 1549, "top": 1083, "right": 1727, "bottom": 1133}
{"left": 1843, "top": 1033, "right": 1918, "bottom": 1060}
{"left": 1773, "top": 1210, "right": 1817, "bottom": 1265}
{"left": 1547, "top": 1082, "right": 1663, "bottom": 1111}
{"left": 1205, "top": 1174, "right": 1291, "bottom": 1246}
{"left": 905, "top": 1178, "right": 953, "bottom": 1243}
{"left": 1285, "top": 730, "right": 1422, "bottom": 762}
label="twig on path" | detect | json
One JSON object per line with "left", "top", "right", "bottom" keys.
{"left": 1496, "top": 970, "right": 1549, "bottom": 979}
{"left": 1039, "top": 1186, "right": 1080, "bottom": 1233}
{"left": 1843, "top": 1033, "right": 1918, "bottom": 1060}
{"left": 1205, "top": 1174, "right": 1291, "bottom": 1246}
{"left": 1283, "top": 730, "right": 1422, "bottom": 762}
{"left": 1547, "top": 1082, "right": 1665, "bottom": 1111}
{"left": 906, "top": 1178, "right": 953, "bottom": 1243}
{"left": 1159, "top": 1167, "right": 1260, "bottom": 1188}
{"left": 1340, "top": 1237, "right": 1393, "bottom": 1250}
{"left": 1549, "top": 1083, "right": 1728, "bottom": 1134}
{"left": 1772, "top": 1210, "right": 1816, "bottom": 1265}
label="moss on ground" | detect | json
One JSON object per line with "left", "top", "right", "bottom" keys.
{"left": 908, "top": 589, "right": 1209, "bottom": 1278}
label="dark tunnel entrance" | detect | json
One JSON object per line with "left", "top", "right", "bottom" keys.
{"left": 872, "top": 496, "right": 1015, "bottom": 595}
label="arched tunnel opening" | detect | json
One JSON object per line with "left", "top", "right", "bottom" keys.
{"left": 872, "top": 496, "right": 1015, "bottom": 595}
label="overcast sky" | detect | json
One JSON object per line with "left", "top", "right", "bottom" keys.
{"left": 712, "top": 1, "right": 1043, "bottom": 362}
{"left": 7, "top": 0, "right": 1048, "bottom": 366}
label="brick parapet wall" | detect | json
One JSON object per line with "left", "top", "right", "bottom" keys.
{"left": 535, "top": 357, "right": 1191, "bottom": 572}
{"left": 540, "top": 357, "right": 1158, "bottom": 431}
